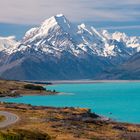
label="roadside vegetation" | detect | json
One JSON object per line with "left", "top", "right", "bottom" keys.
{"left": 1, "top": 103, "right": 140, "bottom": 140}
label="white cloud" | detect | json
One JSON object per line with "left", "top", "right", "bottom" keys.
{"left": 0, "top": 0, "right": 139, "bottom": 24}
{"left": 98, "top": 25, "right": 140, "bottom": 30}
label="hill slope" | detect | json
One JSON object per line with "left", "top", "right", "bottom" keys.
{"left": 97, "top": 53, "right": 140, "bottom": 80}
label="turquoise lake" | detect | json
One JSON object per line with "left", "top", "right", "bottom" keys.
{"left": 1, "top": 82, "right": 140, "bottom": 123}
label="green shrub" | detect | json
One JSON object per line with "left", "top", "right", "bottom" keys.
{"left": 24, "top": 84, "right": 46, "bottom": 91}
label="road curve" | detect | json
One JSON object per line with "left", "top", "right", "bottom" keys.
{"left": 0, "top": 111, "right": 19, "bottom": 128}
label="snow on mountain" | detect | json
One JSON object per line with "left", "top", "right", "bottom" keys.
{"left": 0, "top": 14, "right": 140, "bottom": 80}
{"left": 23, "top": 14, "right": 76, "bottom": 43}
{"left": 22, "top": 15, "right": 103, "bottom": 58}
{"left": 101, "top": 30, "right": 140, "bottom": 52}
{"left": 0, "top": 36, "right": 19, "bottom": 54}
{"left": 20, "top": 14, "right": 140, "bottom": 60}
{"left": 0, "top": 14, "right": 139, "bottom": 60}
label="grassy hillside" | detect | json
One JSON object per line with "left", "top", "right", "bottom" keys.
{"left": 0, "top": 80, "right": 56, "bottom": 97}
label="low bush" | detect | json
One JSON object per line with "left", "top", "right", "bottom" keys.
{"left": 0, "top": 129, "right": 51, "bottom": 140}
{"left": 24, "top": 84, "right": 46, "bottom": 91}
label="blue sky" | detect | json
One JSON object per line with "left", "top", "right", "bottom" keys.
{"left": 0, "top": 0, "right": 139, "bottom": 39}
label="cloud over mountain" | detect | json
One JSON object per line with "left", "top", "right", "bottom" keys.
{"left": 0, "top": 0, "right": 139, "bottom": 24}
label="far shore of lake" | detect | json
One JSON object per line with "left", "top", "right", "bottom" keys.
{"left": 22, "top": 79, "right": 140, "bottom": 85}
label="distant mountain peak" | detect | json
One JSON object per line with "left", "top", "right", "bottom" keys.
{"left": 0, "top": 36, "right": 19, "bottom": 54}
{"left": 41, "top": 14, "right": 71, "bottom": 30}
{"left": 22, "top": 14, "right": 75, "bottom": 44}
{"left": 55, "top": 13, "right": 65, "bottom": 17}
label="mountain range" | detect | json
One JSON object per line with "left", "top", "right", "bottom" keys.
{"left": 0, "top": 14, "right": 140, "bottom": 80}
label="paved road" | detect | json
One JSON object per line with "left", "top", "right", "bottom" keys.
{"left": 0, "top": 111, "right": 19, "bottom": 128}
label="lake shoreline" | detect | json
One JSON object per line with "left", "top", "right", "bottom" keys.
{"left": 1, "top": 102, "right": 140, "bottom": 139}
{"left": 0, "top": 80, "right": 58, "bottom": 98}
{"left": 0, "top": 80, "right": 140, "bottom": 126}
{"left": 1, "top": 80, "right": 140, "bottom": 124}
{"left": 22, "top": 79, "right": 140, "bottom": 85}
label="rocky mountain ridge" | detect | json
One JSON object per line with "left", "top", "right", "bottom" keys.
{"left": 0, "top": 14, "right": 139, "bottom": 80}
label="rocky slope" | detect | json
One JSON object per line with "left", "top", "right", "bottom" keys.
{"left": 98, "top": 52, "right": 140, "bottom": 80}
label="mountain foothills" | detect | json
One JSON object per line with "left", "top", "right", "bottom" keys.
{"left": 0, "top": 14, "right": 140, "bottom": 80}
{"left": 99, "top": 52, "right": 140, "bottom": 80}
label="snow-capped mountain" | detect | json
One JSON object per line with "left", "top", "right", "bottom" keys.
{"left": 0, "top": 14, "right": 140, "bottom": 80}
{"left": 101, "top": 30, "right": 140, "bottom": 51}
{"left": 0, "top": 36, "right": 19, "bottom": 54}
{"left": 0, "top": 36, "right": 20, "bottom": 66}
{"left": 21, "top": 14, "right": 140, "bottom": 59}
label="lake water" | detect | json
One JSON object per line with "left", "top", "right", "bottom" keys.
{"left": 1, "top": 82, "right": 140, "bottom": 123}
